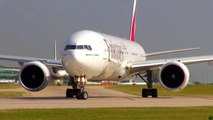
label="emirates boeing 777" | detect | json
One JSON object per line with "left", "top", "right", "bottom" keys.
{"left": 0, "top": 0, "right": 213, "bottom": 100}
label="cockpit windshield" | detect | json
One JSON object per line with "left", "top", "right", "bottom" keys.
{"left": 64, "top": 45, "right": 92, "bottom": 51}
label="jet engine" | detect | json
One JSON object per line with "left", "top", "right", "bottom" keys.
{"left": 159, "top": 61, "right": 190, "bottom": 91}
{"left": 19, "top": 61, "right": 50, "bottom": 91}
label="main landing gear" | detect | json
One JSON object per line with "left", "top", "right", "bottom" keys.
{"left": 137, "top": 71, "right": 158, "bottom": 98}
{"left": 66, "top": 76, "right": 88, "bottom": 100}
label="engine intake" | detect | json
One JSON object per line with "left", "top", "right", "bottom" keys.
{"left": 19, "top": 61, "right": 50, "bottom": 91}
{"left": 159, "top": 61, "right": 190, "bottom": 91}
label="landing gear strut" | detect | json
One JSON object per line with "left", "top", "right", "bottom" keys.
{"left": 137, "top": 71, "right": 158, "bottom": 98}
{"left": 66, "top": 76, "right": 88, "bottom": 100}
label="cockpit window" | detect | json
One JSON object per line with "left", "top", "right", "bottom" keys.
{"left": 70, "top": 45, "right": 76, "bottom": 49}
{"left": 64, "top": 45, "right": 76, "bottom": 51}
{"left": 84, "top": 45, "right": 92, "bottom": 51}
{"left": 64, "top": 45, "right": 92, "bottom": 51}
{"left": 88, "top": 45, "right": 92, "bottom": 50}
{"left": 77, "top": 45, "right": 84, "bottom": 49}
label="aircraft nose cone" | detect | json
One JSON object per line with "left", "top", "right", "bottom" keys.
{"left": 62, "top": 51, "right": 88, "bottom": 76}
{"left": 69, "top": 51, "right": 83, "bottom": 67}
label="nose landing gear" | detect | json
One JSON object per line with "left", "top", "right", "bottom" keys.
{"left": 66, "top": 76, "right": 88, "bottom": 100}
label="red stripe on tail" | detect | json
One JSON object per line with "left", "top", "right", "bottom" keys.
{"left": 129, "top": 0, "right": 137, "bottom": 42}
{"left": 130, "top": 12, "right": 136, "bottom": 41}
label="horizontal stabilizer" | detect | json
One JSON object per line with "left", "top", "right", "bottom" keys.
{"left": 146, "top": 47, "right": 200, "bottom": 57}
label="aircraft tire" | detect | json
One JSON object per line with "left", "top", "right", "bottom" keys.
{"left": 142, "top": 89, "right": 148, "bottom": 98}
{"left": 76, "top": 91, "right": 88, "bottom": 100}
{"left": 151, "top": 89, "right": 158, "bottom": 98}
{"left": 66, "top": 89, "right": 74, "bottom": 98}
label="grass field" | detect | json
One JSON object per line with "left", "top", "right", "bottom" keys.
{"left": 106, "top": 84, "right": 213, "bottom": 96}
{"left": 0, "top": 84, "right": 21, "bottom": 89}
{"left": 0, "top": 84, "right": 29, "bottom": 97}
{"left": 0, "top": 91, "right": 29, "bottom": 98}
{"left": 0, "top": 107, "right": 212, "bottom": 120}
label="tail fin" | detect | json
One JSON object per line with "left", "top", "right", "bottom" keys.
{"left": 54, "top": 40, "right": 57, "bottom": 60}
{"left": 129, "top": 0, "right": 137, "bottom": 42}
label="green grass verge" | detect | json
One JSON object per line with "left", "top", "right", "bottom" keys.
{"left": 0, "top": 84, "right": 29, "bottom": 97}
{"left": 0, "top": 107, "right": 212, "bottom": 120}
{"left": 106, "top": 84, "right": 213, "bottom": 96}
{"left": 0, "top": 84, "right": 21, "bottom": 89}
{"left": 0, "top": 91, "right": 29, "bottom": 98}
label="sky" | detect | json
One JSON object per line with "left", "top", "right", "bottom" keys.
{"left": 0, "top": 0, "right": 213, "bottom": 83}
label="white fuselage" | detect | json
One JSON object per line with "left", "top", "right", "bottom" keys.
{"left": 61, "top": 30, "right": 146, "bottom": 80}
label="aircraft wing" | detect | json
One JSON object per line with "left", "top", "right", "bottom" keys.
{"left": 145, "top": 47, "right": 200, "bottom": 57}
{"left": 129, "top": 55, "right": 213, "bottom": 74}
{"left": 0, "top": 55, "right": 62, "bottom": 67}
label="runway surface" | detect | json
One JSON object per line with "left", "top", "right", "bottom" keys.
{"left": 0, "top": 86, "right": 213, "bottom": 109}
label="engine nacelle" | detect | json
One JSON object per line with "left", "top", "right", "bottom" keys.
{"left": 50, "top": 67, "right": 68, "bottom": 78}
{"left": 159, "top": 61, "right": 190, "bottom": 91}
{"left": 19, "top": 61, "right": 50, "bottom": 91}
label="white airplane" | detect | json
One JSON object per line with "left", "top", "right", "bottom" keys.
{"left": 0, "top": 0, "right": 213, "bottom": 100}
